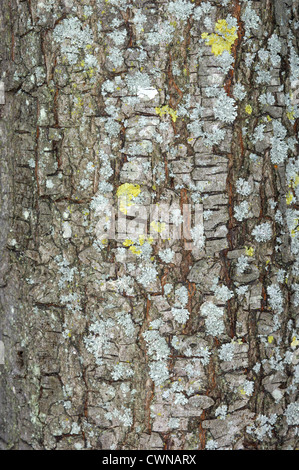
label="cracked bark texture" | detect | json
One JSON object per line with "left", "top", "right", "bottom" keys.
{"left": 0, "top": 0, "right": 299, "bottom": 450}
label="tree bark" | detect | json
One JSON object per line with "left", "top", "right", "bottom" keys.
{"left": 0, "top": 0, "right": 299, "bottom": 450}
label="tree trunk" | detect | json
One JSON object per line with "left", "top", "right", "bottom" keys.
{"left": 0, "top": 0, "right": 299, "bottom": 450}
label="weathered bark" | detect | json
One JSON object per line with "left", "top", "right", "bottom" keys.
{"left": 0, "top": 0, "right": 299, "bottom": 450}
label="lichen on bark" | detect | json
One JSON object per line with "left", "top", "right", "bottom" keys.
{"left": 0, "top": 0, "right": 299, "bottom": 450}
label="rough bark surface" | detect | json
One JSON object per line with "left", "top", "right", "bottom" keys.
{"left": 0, "top": 0, "right": 299, "bottom": 450}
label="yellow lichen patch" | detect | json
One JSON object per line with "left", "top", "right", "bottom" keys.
{"left": 123, "top": 239, "right": 142, "bottom": 255}
{"left": 138, "top": 235, "right": 145, "bottom": 246}
{"left": 268, "top": 335, "right": 274, "bottom": 344}
{"left": 86, "top": 68, "right": 95, "bottom": 79}
{"left": 287, "top": 107, "right": 295, "bottom": 122}
{"left": 116, "top": 183, "right": 141, "bottom": 214}
{"left": 72, "top": 95, "right": 84, "bottom": 117}
{"left": 129, "top": 245, "right": 142, "bottom": 256}
{"left": 123, "top": 239, "right": 134, "bottom": 247}
{"left": 155, "top": 105, "right": 178, "bottom": 122}
{"left": 138, "top": 234, "right": 154, "bottom": 246}
{"left": 291, "top": 336, "right": 299, "bottom": 348}
{"left": 201, "top": 19, "right": 238, "bottom": 56}
{"left": 123, "top": 235, "right": 154, "bottom": 256}
{"left": 150, "top": 221, "right": 166, "bottom": 234}
{"left": 245, "top": 246, "right": 255, "bottom": 257}
{"left": 117, "top": 183, "right": 141, "bottom": 198}
{"left": 286, "top": 191, "right": 294, "bottom": 205}
{"left": 289, "top": 174, "right": 299, "bottom": 188}
{"left": 245, "top": 104, "right": 252, "bottom": 115}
